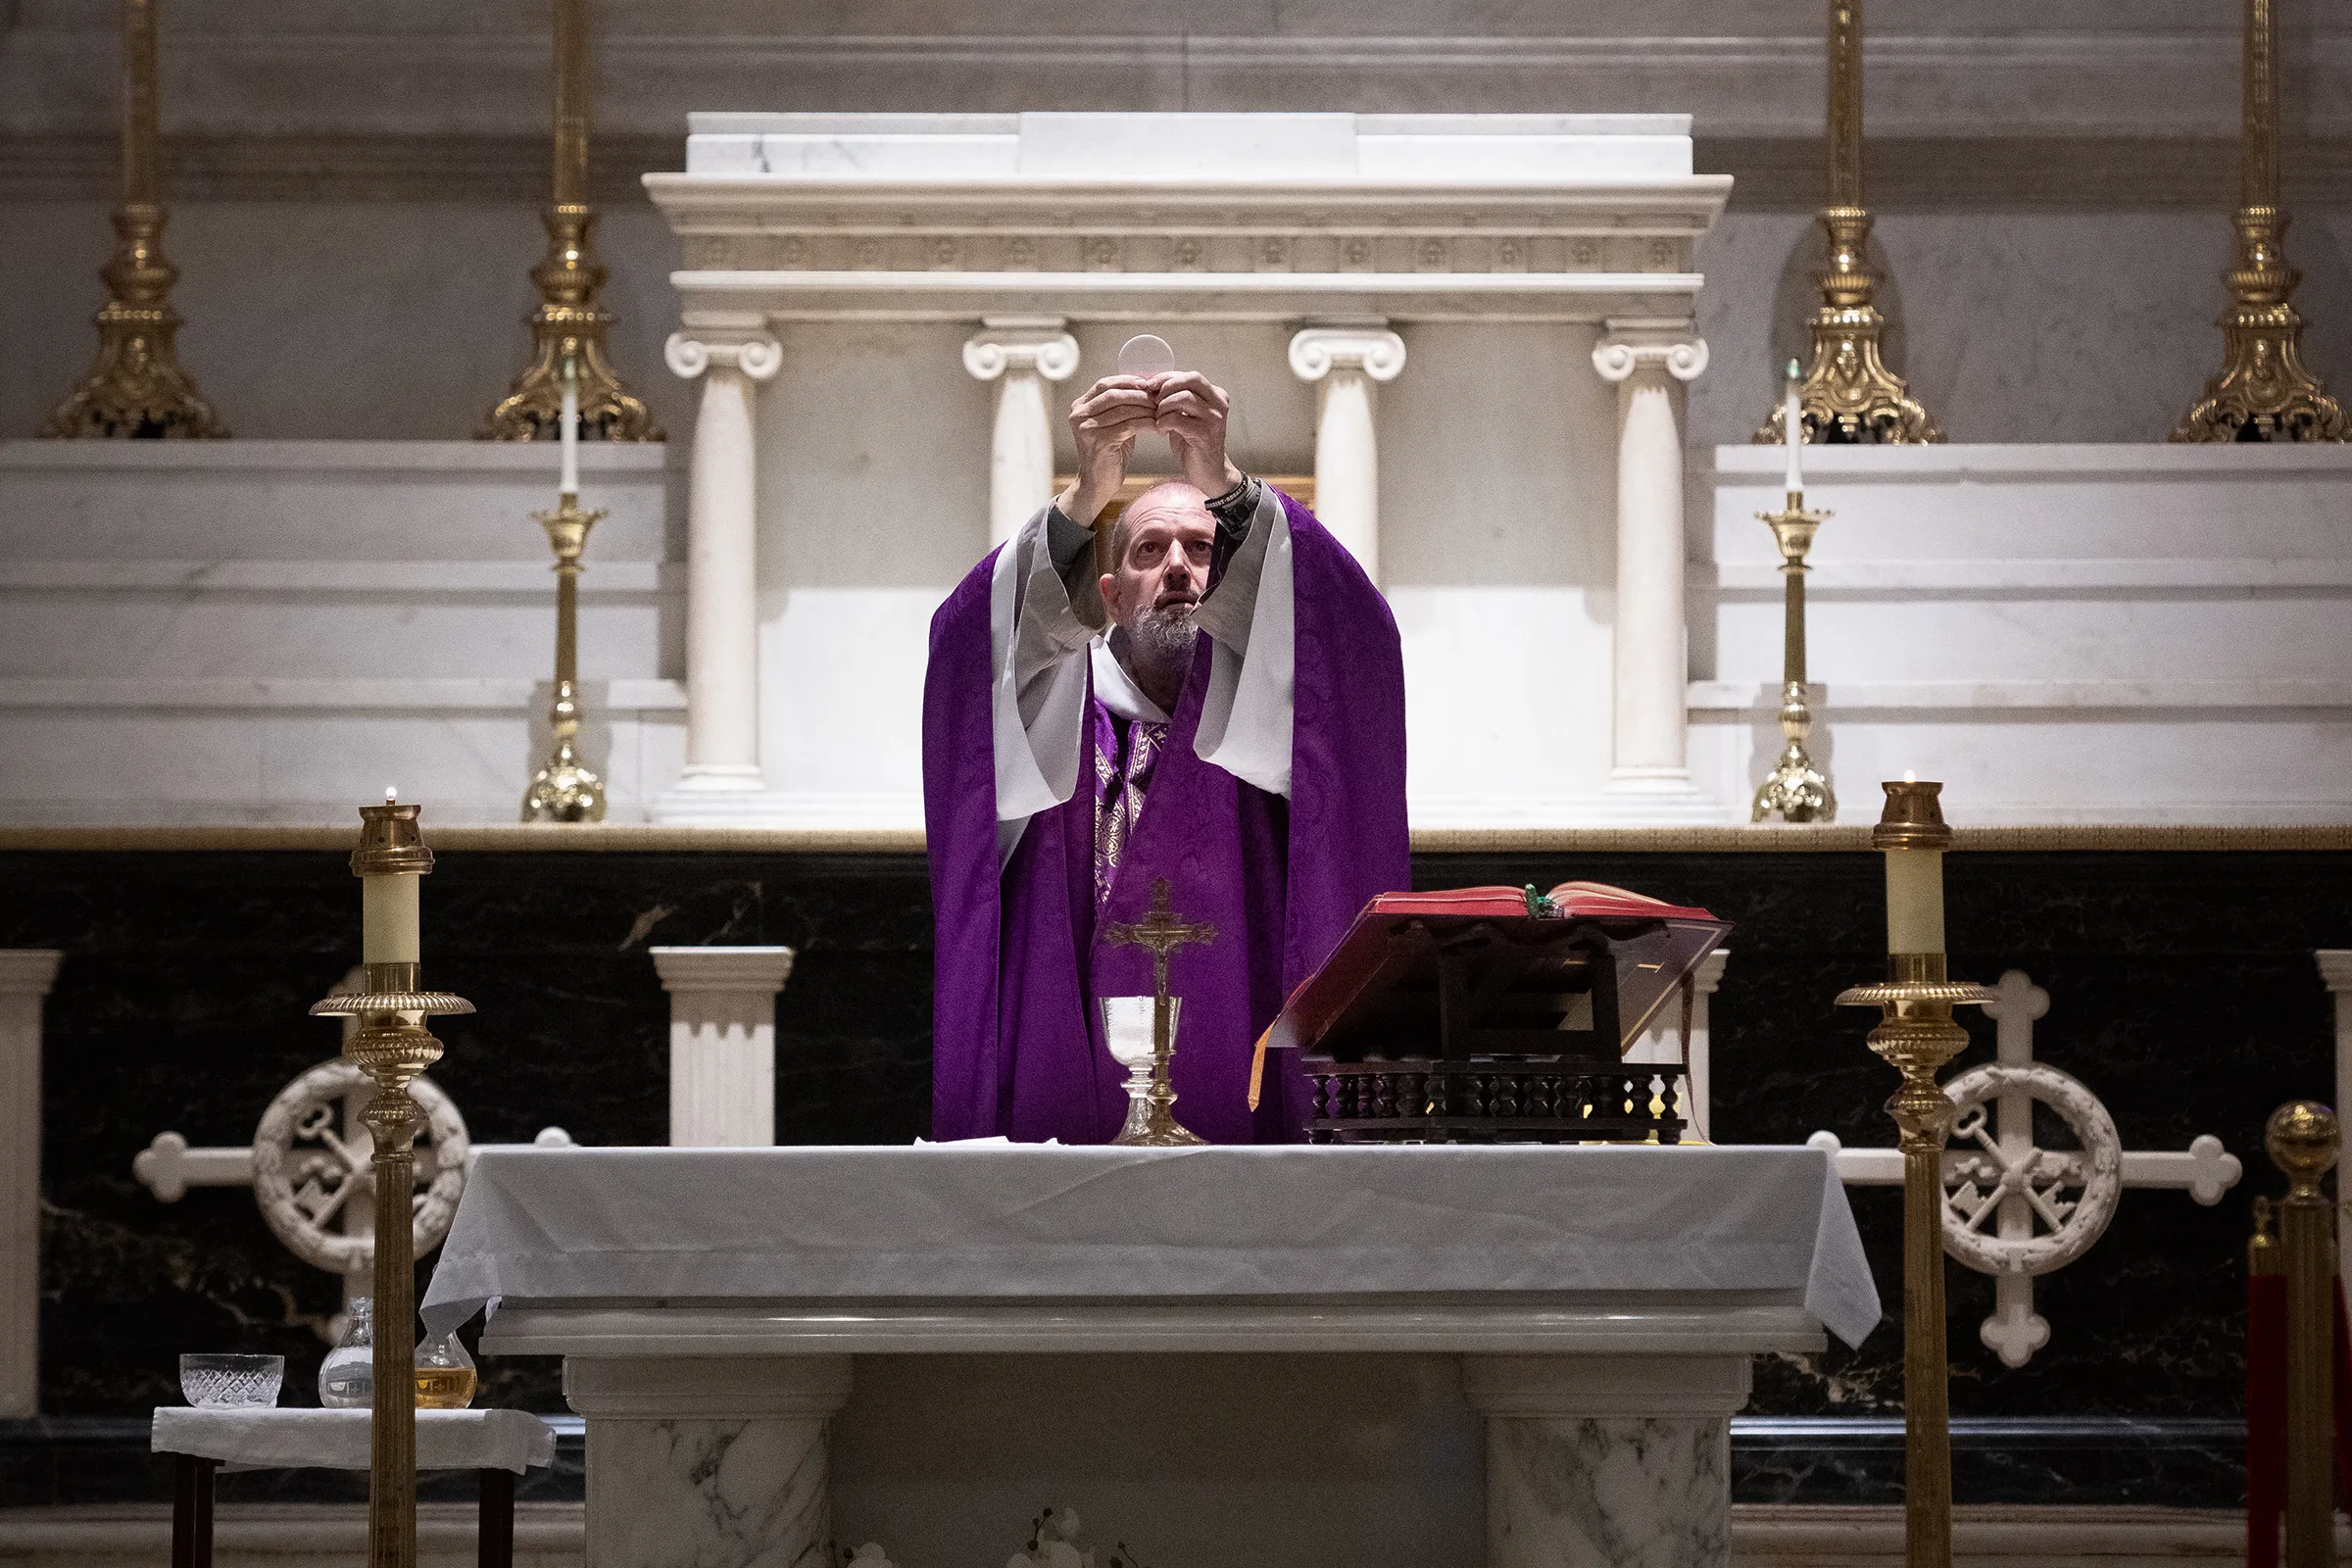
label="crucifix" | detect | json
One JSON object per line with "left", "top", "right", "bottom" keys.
{"left": 1103, "top": 878, "right": 1217, "bottom": 1146}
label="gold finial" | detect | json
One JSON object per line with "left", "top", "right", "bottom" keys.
{"left": 2265, "top": 1101, "right": 2339, "bottom": 1200}
{"left": 1873, "top": 777, "right": 1951, "bottom": 851}
{"left": 352, "top": 798, "right": 434, "bottom": 877}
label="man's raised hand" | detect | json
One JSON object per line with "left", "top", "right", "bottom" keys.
{"left": 1151, "top": 371, "right": 1245, "bottom": 497}
{"left": 1057, "top": 376, "right": 1156, "bottom": 527}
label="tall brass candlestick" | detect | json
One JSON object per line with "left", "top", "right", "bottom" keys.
{"left": 1756, "top": 0, "right": 1939, "bottom": 447}
{"left": 1751, "top": 377, "right": 1836, "bottom": 823}
{"left": 2265, "top": 1102, "right": 2338, "bottom": 1568}
{"left": 1836, "top": 781, "right": 1989, "bottom": 1568}
{"left": 523, "top": 367, "right": 609, "bottom": 822}
{"left": 311, "top": 798, "right": 473, "bottom": 1568}
{"left": 39, "top": 0, "right": 225, "bottom": 439}
{"left": 2171, "top": 0, "right": 2344, "bottom": 441}
{"left": 480, "top": 0, "right": 660, "bottom": 441}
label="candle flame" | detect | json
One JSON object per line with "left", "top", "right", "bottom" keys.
{"left": 1902, "top": 769, "right": 1917, "bottom": 784}
{"left": 385, "top": 786, "right": 399, "bottom": 803}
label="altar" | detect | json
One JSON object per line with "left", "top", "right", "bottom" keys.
{"left": 422, "top": 1143, "right": 1876, "bottom": 1568}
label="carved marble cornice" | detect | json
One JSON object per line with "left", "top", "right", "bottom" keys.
{"left": 646, "top": 116, "right": 1728, "bottom": 325}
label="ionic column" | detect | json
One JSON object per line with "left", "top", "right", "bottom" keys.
{"left": 2319, "top": 951, "right": 2352, "bottom": 1288}
{"left": 963, "top": 318, "right": 1080, "bottom": 548}
{"left": 1463, "top": 1354, "right": 1748, "bottom": 1568}
{"left": 1592, "top": 321, "right": 1708, "bottom": 810}
{"left": 654, "top": 324, "right": 784, "bottom": 824}
{"left": 1287, "top": 324, "right": 1407, "bottom": 581}
{"left": 0, "top": 952, "right": 61, "bottom": 1417}
{"left": 568, "top": 1355, "right": 852, "bottom": 1568}
{"left": 651, "top": 946, "right": 797, "bottom": 1147}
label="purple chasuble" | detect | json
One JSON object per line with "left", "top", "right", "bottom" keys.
{"left": 922, "top": 491, "right": 1409, "bottom": 1144}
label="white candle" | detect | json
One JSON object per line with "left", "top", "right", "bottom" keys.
{"left": 362, "top": 875, "right": 421, "bottom": 964}
{"left": 1782, "top": 360, "right": 1804, "bottom": 495}
{"left": 361, "top": 787, "right": 420, "bottom": 963}
{"left": 560, "top": 360, "right": 580, "bottom": 497}
{"left": 1883, "top": 849, "right": 1946, "bottom": 955}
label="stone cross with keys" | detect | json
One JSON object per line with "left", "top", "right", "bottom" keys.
{"left": 1104, "top": 877, "right": 1217, "bottom": 1059}
{"left": 1811, "top": 968, "right": 2241, "bottom": 1366}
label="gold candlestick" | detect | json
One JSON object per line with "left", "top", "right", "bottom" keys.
{"left": 1836, "top": 780, "right": 1989, "bottom": 1568}
{"left": 522, "top": 484, "right": 608, "bottom": 822}
{"left": 39, "top": 0, "right": 225, "bottom": 439}
{"left": 1756, "top": 0, "right": 1940, "bottom": 447}
{"left": 479, "top": 0, "right": 661, "bottom": 442}
{"left": 1750, "top": 487, "right": 1836, "bottom": 823}
{"left": 2171, "top": 0, "right": 2344, "bottom": 442}
{"left": 310, "top": 799, "right": 473, "bottom": 1568}
{"left": 1103, "top": 879, "right": 1215, "bottom": 1146}
{"left": 2265, "top": 1102, "right": 2339, "bottom": 1568}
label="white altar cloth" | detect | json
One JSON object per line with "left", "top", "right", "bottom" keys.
{"left": 421, "top": 1144, "right": 1879, "bottom": 1349}
{"left": 151, "top": 1407, "right": 556, "bottom": 1474}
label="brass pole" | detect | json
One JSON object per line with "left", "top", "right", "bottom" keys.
{"left": 311, "top": 804, "right": 472, "bottom": 1568}
{"left": 552, "top": 0, "right": 588, "bottom": 211}
{"left": 2267, "top": 1102, "right": 2339, "bottom": 1568}
{"left": 480, "top": 0, "right": 661, "bottom": 441}
{"left": 2171, "top": 0, "right": 2344, "bottom": 441}
{"left": 121, "top": 0, "right": 157, "bottom": 208}
{"left": 39, "top": 0, "right": 225, "bottom": 439}
{"left": 1785, "top": 547, "right": 1806, "bottom": 687}
{"left": 1826, "top": 0, "right": 1862, "bottom": 210}
{"left": 1895, "top": 1032, "right": 1956, "bottom": 1568}
{"left": 363, "top": 1011, "right": 421, "bottom": 1568}
{"left": 1756, "top": 0, "right": 1939, "bottom": 446}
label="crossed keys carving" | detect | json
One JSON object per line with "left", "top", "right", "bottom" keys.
{"left": 1946, "top": 1099, "right": 2097, "bottom": 1243}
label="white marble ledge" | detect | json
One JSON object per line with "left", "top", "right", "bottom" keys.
{"left": 1712, "top": 442, "right": 2352, "bottom": 481}
{"left": 682, "top": 111, "right": 1698, "bottom": 182}
{"left": 1695, "top": 559, "right": 2352, "bottom": 593}
{"left": 481, "top": 1294, "right": 1829, "bottom": 1358}
{"left": 1689, "top": 678, "right": 2352, "bottom": 712}
{"left": 0, "top": 440, "right": 676, "bottom": 476}
{"left": 0, "top": 677, "right": 687, "bottom": 712}
{"left": 0, "top": 561, "right": 676, "bottom": 594}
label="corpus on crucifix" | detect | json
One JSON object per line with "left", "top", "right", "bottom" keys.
{"left": 924, "top": 341, "right": 1409, "bottom": 1144}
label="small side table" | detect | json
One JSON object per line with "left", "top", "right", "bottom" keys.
{"left": 151, "top": 1407, "right": 558, "bottom": 1568}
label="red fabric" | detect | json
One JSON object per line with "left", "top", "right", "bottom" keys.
{"left": 2244, "top": 1275, "right": 2352, "bottom": 1568}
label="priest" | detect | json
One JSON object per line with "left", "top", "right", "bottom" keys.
{"left": 924, "top": 366, "right": 1408, "bottom": 1143}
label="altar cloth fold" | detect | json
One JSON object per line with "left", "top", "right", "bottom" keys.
{"left": 421, "top": 1144, "right": 1881, "bottom": 1349}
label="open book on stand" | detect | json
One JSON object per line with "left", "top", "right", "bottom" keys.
{"left": 1253, "top": 882, "right": 1731, "bottom": 1144}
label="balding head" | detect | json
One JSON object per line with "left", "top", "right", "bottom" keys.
{"left": 1105, "top": 480, "right": 1214, "bottom": 573}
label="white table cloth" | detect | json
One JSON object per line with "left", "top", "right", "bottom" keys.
{"left": 151, "top": 1406, "right": 556, "bottom": 1473}
{"left": 420, "top": 1143, "right": 1880, "bottom": 1348}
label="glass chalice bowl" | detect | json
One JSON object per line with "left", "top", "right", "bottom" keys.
{"left": 179, "top": 1353, "right": 285, "bottom": 1408}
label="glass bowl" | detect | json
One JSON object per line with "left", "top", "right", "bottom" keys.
{"left": 179, "top": 1353, "right": 284, "bottom": 1408}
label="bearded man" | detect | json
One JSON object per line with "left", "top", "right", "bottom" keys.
{"left": 923, "top": 368, "right": 1409, "bottom": 1144}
